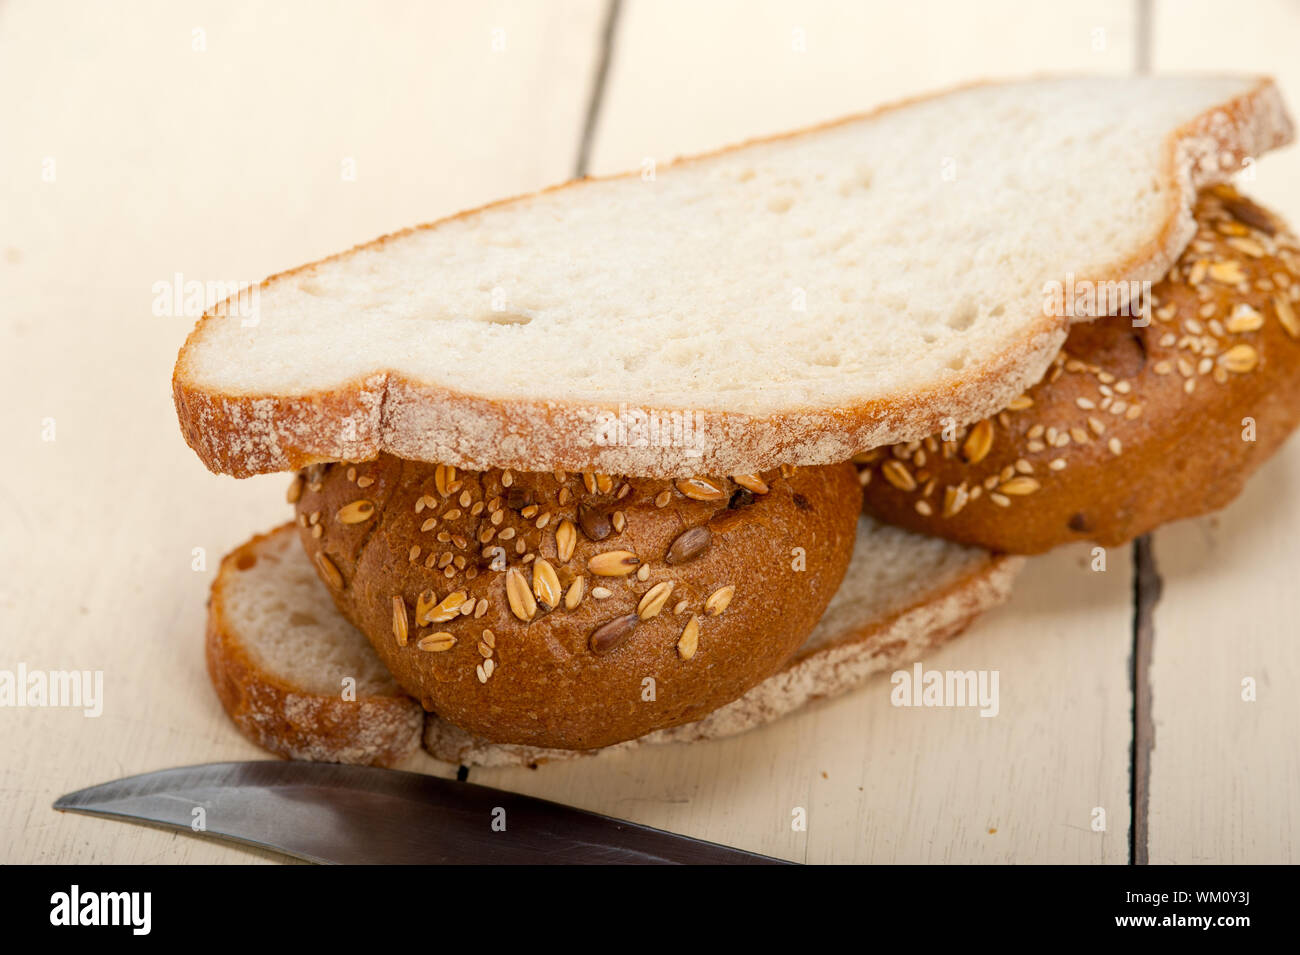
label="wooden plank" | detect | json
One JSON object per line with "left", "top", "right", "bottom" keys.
{"left": 589, "top": 0, "right": 1136, "bottom": 175}
{"left": 0, "top": 0, "right": 605, "bottom": 863}
{"left": 1144, "top": 0, "right": 1300, "bottom": 865}
{"left": 471, "top": 0, "right": 1137, "bottom": 863}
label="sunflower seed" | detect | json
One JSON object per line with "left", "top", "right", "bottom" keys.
{"left": 1219, "top": 344, "right": 1258, "bottom": 373}
{"left": 666, "top": 526, "right": 711, "bottom": 565}
{"left": 998, "top": 477, "right": 1040, "bottom": 496}
{"left": 675, "top": 477, "right": 727, "bottom": 501}
{"left": 1225, "top": 304, "right": 1264, "bottom": 333}
{"left": 962, "top": 420, "right": 993, "bottom": 465}
{"left": 505, "top": 568, "right": 536, "bottom": 621}
{"left": 677, "top": 617, "right": 701, "bottom": 660}
{"left": 423, "top": 591, "right": 467, "bottom": 623}
{"left": 704, "top": 585, "right": 735, "bottom": 616}
{"left": 314, "top": 552, "right": 343, "bottom": 589}
{"left": 419, "top": 632, "right": 456, "bottom": 652}
{"left": 481, "top": 629, "right": 495, "bottom": 649}
{"left": 591, "top": 586, "right": 612, "bottom": 599}
{"left": 731, "top": 473, "right": 770, "bottom": 494}
{"left": 555, "top": 519, "right": 577, "bottom": 562}
{"left": 880, "top": 459, "right": 916, "bottom": 491}
{"left": 1208, "top": 261, "right": 1245, "bottom": 284}
{"left": 336, "top": 500, "right": 374, "bottom": 524}
{"left": 392, "top": 596, "right": 409, "bottom": 647}
{"left": 942, "top": 484, "right": 968, "bottom": 518}
{"left": 286, "top": 476, "right": 304, "bottom": 503}
{"left": 588, "top": 550, "right": 639, "bottom": 576}
{"left": 654, "top": 491, "right": 672, "bottom": 508}
{"left": 589, "top": 614, "right": 639, "bottom": 655}
{"left": 1006, "top": 395, "right": 1034, "bottom": 411}
{"left": 532, "top": 559, "right": 561, "bottom": 611}
{"left": 435, "top": 464, "right": 455, "bottom": 497}
{"left": 577, "top": 502, "right": 611, "bottom": 541}
{"left": 564, "top": 576, "right": 585, "bottom": 610}
{"left": 637, "top": 581, "right": 675, "bottom": 620}
{"left": 1275, "top": 294, "right": 1300, "bottom": 339}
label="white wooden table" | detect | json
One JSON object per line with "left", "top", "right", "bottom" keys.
{"left": 2, "top": 0, "right": 1297, "bottom": 864}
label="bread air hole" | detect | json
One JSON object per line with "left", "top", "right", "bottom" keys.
{"left": 946, "top": 303, "right": 978, "bottom": 332}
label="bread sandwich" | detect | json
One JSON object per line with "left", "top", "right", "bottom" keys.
{"left": 174, "top": 76, "right": 1296, "bottom": 766}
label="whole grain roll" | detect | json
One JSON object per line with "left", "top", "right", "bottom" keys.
{"left": 857, "top": 186, "right": 1300, "bottom": 554}
{"left": 291, "top": 455, "right": 860, "bottom": 749}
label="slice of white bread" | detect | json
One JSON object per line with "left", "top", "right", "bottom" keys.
{"left": 204, "top": 521, "right": 1021, "bottom": 768}
{"left": 175, "top": 76, "right": 1292, "bottom": 479}
{"left": 206, "top": 525, "right": 423, "bottom": 766}
{"left": 424, "top": 516, "right": 1023, "bottom": 766}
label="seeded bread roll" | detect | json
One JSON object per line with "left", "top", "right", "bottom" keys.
{"left": 206, "top": 525, "right": 424, "bottom": 766}
{"left": 857, "top": 186, "right": 1300, "bottom": 554}
{"left": 425, "top": 515, "right": 1024, "bottom": 767}
{"left": 291, "top": 456, "right": 861, "bottom": 749}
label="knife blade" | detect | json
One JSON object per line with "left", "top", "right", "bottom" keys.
{"left": 54, "top": 761, "right": 792, "bottom": 864}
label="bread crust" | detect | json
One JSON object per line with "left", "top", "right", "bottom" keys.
{"left": 858, "top": 187, "right": 1300, "bottom": 553}
{"left": 423, "top": 530, "right": 1024, "bottom": 767}
{"left": 293, "top": 457, "right": 862, "bottom": 750}
{"left": 173, "top": 77, "right": 1293, "bottom": 479}
{"left": 206, "top": 525, "right": 424, "bottom": 766}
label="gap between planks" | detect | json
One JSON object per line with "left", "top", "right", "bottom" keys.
{"left": 1127, "top": 0, "right": 1157, "bottom": 868}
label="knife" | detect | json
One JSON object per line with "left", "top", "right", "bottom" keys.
{"left": 53, "top": 761, "right": 792, "bottom": 864}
